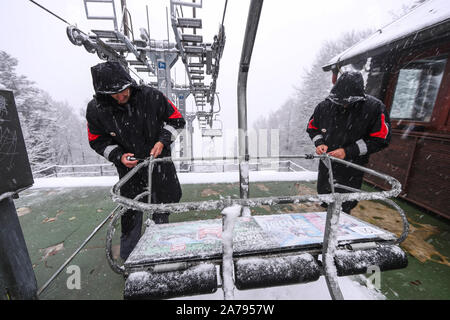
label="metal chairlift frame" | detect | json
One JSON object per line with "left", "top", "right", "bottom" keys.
{"left": 80, "top": 0, "right": 223, "bottom": 134}
{"left": 72, "top": 0, "right": 154, "bottom": 73}
{"left": 201, "top": 116, "right": 223, "bottom": 137}
{"left": 170, "top": 0, "right": 225, "bottom": 112}
{"left": 72, "top": 0, "right": 223, "bottom": 132}
{"left": 170, "top": 0, "right": 200, "bottom": 89}
{"left": 105, "top": 154, "right": 409, "bottom": 300}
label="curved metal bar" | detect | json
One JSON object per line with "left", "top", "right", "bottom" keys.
{"left": 382, "top": 198, "right": 409, "bottom": 245}
{"left": 105, "top": 189, "right": 155, "bottom": 276}
{"left": 334, "top": 183, "right": 409, "bottom": 245}
{"left": 381, "top": 199, "right": 409, "bottom": 244}
{"left": 106, "top": 156, "right": 160, "bottom": 275}
{"left": 108, "top": 153, "right": 405, "bottom": 302}
{"left": 330, "top": 156, "right": 402, "bottom": 197}
{"left": 111, "top": 159, "right": 150, "bottom": 199}
{"left": 105, "top": 206, "right": 128, "bottom": 275}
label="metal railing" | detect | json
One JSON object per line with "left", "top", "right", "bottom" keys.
{"left": 32, "top": 159, "right": 308, "bottom": 178}
{"left": 179, "top": 159, "right": 309, "bottom": 173}
{"left": 32, "top": 163, "right": 116, "bottom": 178}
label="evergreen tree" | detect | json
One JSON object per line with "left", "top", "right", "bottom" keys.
{"left": 0, "top": 50, "right": 104, "bottom": 173}
{"left": 253, "top": 30, "right": 373, "bottom": 170}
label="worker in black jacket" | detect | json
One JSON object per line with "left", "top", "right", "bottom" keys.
{"left": 86, "top": 61, "right": 185, "bottom": 260}
{"left": 306, "top": 71, "right": 391, "bottom": 214}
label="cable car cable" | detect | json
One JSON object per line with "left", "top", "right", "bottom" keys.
{"left": 29, "top": 1, "right": 145, "bottom": 87}
{"left": 222, "top": 0, "right": 228, "bottom": 26}
{"left": 28, "top": 0, "right": 71, "bottom": 26}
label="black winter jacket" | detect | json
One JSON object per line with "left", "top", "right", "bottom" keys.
{"left": 86, "top": 85, "right": 185, "bottom": 176}
{"left": 86, "top": 85, "right": 185, "bottom": 172}
{"left": 306, "top": 72, "right": 391, "bottom": 165}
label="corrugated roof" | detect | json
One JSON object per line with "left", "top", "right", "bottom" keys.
{"left": 322, "top": 0, "right": 450, "bottom": 71}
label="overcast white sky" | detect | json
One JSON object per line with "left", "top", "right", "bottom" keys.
{"left": 0, "top": 0, "right": 415, "bottom": 156}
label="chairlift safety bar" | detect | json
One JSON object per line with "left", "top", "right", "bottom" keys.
{"left": 106, "top": 154, "right": 408, "bottom": 299}
{"left": 110, "top": 154, "right": 402, "bottom": 215}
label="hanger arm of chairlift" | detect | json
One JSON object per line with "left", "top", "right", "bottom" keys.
{"left": 237, "top": 0, "right": 264, "bottom": 199}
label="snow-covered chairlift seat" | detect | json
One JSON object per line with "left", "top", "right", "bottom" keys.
{"left": 106, "top": 155, "right": 409, "bottom": 300}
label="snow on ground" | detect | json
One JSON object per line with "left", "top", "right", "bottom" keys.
{"left": 31, "top": 176, "right": 119, "bottom": 189}
{"left": 30, "top": 171, "right": 318, "bottom": 189}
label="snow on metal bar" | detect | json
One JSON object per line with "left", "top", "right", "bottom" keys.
{"left": 124, "top": 263, "right": 217, "bottom": 300}
{"left": 334, "top": 245, "right": 408, "bottom": 277}
{"left": 322, "top": 199, "right": 344, "bottom": 300}
{"left": 221, "top": 205, "right": 241, "bottom": 300}
{"left": 234, "top": 254, "right": 321, "bottom": 290}
{"left": 110, "top": 155, "right": 402, "bottom": 216}
{"left": 107, "top": 153, "right": 407, "bottom": 300}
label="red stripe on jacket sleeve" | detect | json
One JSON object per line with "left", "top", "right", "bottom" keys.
{"left": 308, "top": 118, "right": 319, "bottom": 130}
{"left": 87, "top": 124, "right": 101, "bottom": 142}
{"left": 167, "top": 99, "right": 183, "bottom": 119}
{"left": 370, "top": 114, "right": 389, "bottom": 139}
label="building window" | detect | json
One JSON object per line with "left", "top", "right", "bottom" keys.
{"left": 390, "top": 56, "right": 447, "bottom": 122}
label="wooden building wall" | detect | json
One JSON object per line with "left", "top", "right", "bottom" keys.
{"left": 364, "top": 41, "right": 450, "bottom": 220}
{"left": 366, "top": 133, "right": 450, "bottom": 219}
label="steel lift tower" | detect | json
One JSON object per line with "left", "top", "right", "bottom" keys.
{"left": 67, "top": 0, "right": 226, "bottom": 165}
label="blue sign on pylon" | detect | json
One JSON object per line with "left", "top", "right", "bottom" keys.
{"left": 158, "top": 62, "right": 166, "bottom": 69}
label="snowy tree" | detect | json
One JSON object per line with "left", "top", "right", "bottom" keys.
{"left": 253, "top": 30, "right": 373, "bottom": 170}
{"left": 21, "top": 90, "right": 59, "bottom": 169}
{"left": 0, "top": 51, "right": 101, "bottom": 172}
{"left": 0, "top": 52, "right": 58, "bottom": 169}
{"left": 389, "top": 0, "right": 428, "bottom": 20}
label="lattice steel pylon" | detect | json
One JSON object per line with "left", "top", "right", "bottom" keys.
{"left": 67, "top": 0, "right": 226, "bottom": 163}
{"left": 170, "top": 0, "right": 226, "bottom": 140}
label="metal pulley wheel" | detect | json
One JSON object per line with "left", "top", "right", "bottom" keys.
{"left": 97, "top": 50, "right": 109, "bottom": 61}
{"left": 83, "top": 41, "right": 97, "bottom": 54}
{"left": 66, "top": 25, "right": 84, "bottom": 46}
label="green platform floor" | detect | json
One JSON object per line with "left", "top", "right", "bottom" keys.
{"left": 13, "top": 181, "right": 450, "bottom": 300}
